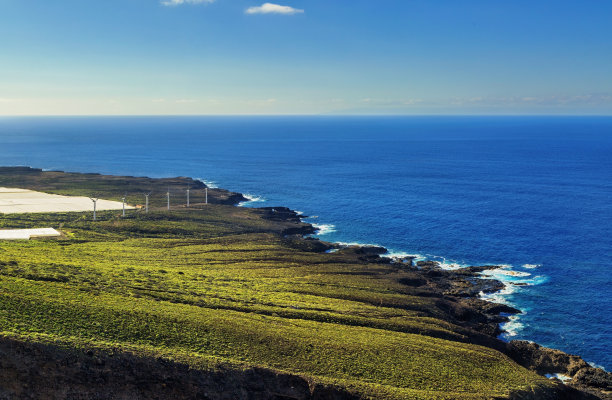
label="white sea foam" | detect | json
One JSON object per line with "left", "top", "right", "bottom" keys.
{"left": 195, "top": 178, "right": 218, "bottom": 189}
{"left": 243, "top": 194, "right": 265, "bottom": 202}
{"left": 588, "top": 362, "right": 607, "bottom": 371}
{"left": 500, "top": 315, "right": 525, "bottom": 338}
{"left": 238, "top": 193, "right": 267, "bottom": 207}
{"left": 545, "top": 373, "right": 572, "bottom": 382}
{"left": 386, "top": 252, "right": 424, "bottom": 264}
{"left": 522, "top": 264, "right": 541, "bottom": 269}
{"left": 386, "top": 251, "right": 424, "bottom": 259}
{"left": 438, "top": 261, "right": 468, "bottom": 270}
{"left": 335, "top": 241, "right": 381, "bottom": 248}
{"left": 480, "top": 284, "right": 520, "bottom": 305}
{"left": 480, "top": 265, "right": 548, "bottom": 303}
{"left": 527, "top": 275, "right": 549, "bottom": 285}
{"left": 434, "top": 257, "right": 469, "bottom": 270}
{"left": 481, "top": 267, "right": 532, "bottom": 279}
{"left": 475, "top": 262, "right": 550, "bottom": 343}
{"left": 312, "top": 223, "right": 336, "bottom": 235}
{"left": 481, "top": 265, "right": 549, "bottom": 288}
{"left": 420, "top": 254, "right": 471, "bottom": 270}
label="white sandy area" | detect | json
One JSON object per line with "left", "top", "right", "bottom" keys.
{"left": 0, "top": 187, "right": 134, "bottom": 214}
{"left": 0, "top": 228, "right": 61, "bottom": 240}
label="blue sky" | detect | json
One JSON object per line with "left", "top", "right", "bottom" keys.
{"left": 1, "top": 0, "right": 611, "bottom": 115}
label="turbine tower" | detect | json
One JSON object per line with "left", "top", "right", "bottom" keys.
{"left": 186, "top": 185, "right": 190, "bottom": 207}
{"left": 144, "top": 192, "right": 151, "bottom": 213}
{"left": 205, "top": 187, "right": 208, "bottom": 205}
{"left": 121, "top": 193, "right": 127, "bottom": 217}
{"left": 90, "top": 198, "right": 98, "bottom": 221}
{"left": 167, "top": 187, "right": 170, "bottom": 211}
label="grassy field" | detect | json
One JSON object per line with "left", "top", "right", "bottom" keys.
{"left": 0, "top": 169, "right": 556, "bottom": 399}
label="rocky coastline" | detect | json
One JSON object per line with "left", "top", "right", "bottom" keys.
{"left": 280, "top": 209, "right": 611, "bottom": 398}
{"left": 0, "top": 167, "right": 609, "bottom": 399}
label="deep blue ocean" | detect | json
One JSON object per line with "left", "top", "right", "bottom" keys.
{"left": 0, "top": 116, "right": 610, "bottom": 370}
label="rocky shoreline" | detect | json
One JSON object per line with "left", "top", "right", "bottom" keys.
{"left": 247, "top": 201, "right": 610, "bottom": 398}
{"left": 235, "top": 192, "right": 612, "bottom": 398}
{"left": 277, "top": 208, "right": 611, "bottom": 398}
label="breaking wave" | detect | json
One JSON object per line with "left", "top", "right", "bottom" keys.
{"left": 312, "top": 223, "right": 336, "bottom": 235}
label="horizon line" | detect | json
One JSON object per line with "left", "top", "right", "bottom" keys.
{"left": 1, "top": 113, "right": 612, "bottom": 118}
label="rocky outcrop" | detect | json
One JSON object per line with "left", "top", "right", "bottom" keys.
{"left": 404, "top": 261, "right": 517, "bottom": 329}
{"left": 414, "top": 262, "right": 506, "bottom": 297}
{"left": 508, "top": 340, "right": 611, "bottom": 399}
{"left": 256, "top": 207, "right": 317, "bottom": 236}
{"left": 258, "top": 207, "right": 305, "bottom": 224}
{"left": 212, "top": 190, "right": 249, "bottom": 206}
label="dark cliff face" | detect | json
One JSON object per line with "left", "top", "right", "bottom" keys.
{"left": 0, "top": 337, "right": 357, "bottom": 400}
{"left": 0, "top": 337, "right": 594, "bottom": 400}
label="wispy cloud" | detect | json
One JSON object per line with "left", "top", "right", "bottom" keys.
{"left": 161, "top": 0, "right": 214, "bottom": 6}
{"left": 245, "top": 3, "right": 304, "bottom": 15}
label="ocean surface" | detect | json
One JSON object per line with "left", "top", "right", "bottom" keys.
{"left": 0, "top": 116, "right": 610, "bottom": 370}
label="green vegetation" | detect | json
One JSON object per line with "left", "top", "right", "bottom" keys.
{"left": 0, "top": 168, "right": 554, "bottom": 399}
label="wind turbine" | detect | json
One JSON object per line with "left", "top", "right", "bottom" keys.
{"left": 144, "top": 192, "right": 151, "bottom": 213}
{"left": 205, "top": 187, "right": 208, "bottom": 205}
{"left": 186, "top": 185, "right": 190, "bottom": 207}
{"left": 121, "top": 193, "right": 127, "bottom": 217}
{"left": 167, "top": 187, "right": 170, "bottom": 211}
{"left": 90, "top": 198, "right": 98, "bottom": 221}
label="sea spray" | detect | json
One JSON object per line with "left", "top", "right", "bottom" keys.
{"left": 312, "top": 224, "right": 337, "bottom": 235}
{"left": 238, "top": 194, "right": 266, "bottom": 207}
{"left": 195, "top": 178, "right": 219, "bottom": 189}
{"left": 478, "top": 265, "right": 549, "bottom": 340}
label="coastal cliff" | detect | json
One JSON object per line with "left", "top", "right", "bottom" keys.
{"left": 0, "top": 167, "right": 609, "bottom": 399}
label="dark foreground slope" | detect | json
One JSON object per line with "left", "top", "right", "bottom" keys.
{"left": 0, "top": 167, "right": 608, "bottom": 399}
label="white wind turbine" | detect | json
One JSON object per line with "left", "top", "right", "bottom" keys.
{"left": 90, "top": 198, "right": 98, "bottom": 221}
{"left": 144, "top": 192, "right": 151, "bottom": 213}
